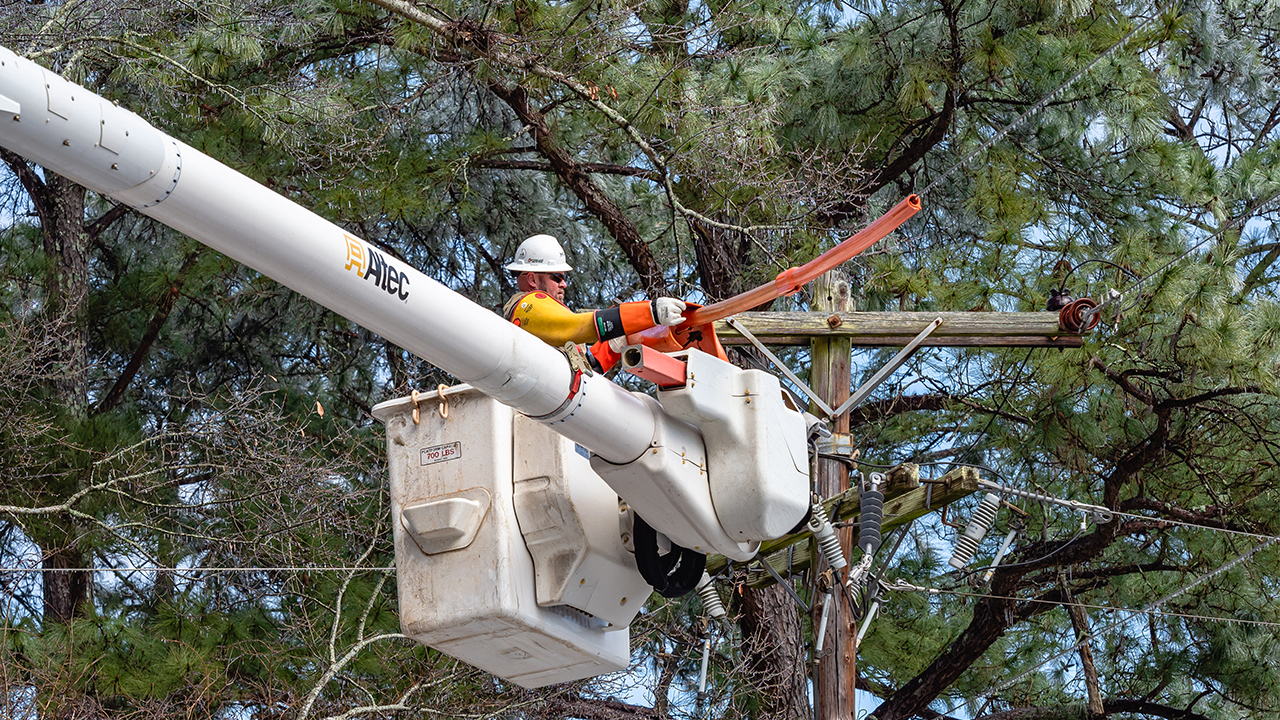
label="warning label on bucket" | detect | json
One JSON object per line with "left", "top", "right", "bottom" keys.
{"left": 421, "top": 442, "right": 461, "bottom": 466}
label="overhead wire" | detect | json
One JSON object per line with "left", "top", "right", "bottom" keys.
{"left": 1107, "top": 509, "right": 1280, "bottom": 543}
{"left": 915, "top": 12, "right": 1156, "bottom": 201}
{"left": 1106, "top": 184, "right": 1280, "bottom": 310}
{"left": 854, "top": 454, "right": 1280, "bottom": 597}
{"left": 943, "top": 460, "right": 1280, "bottom": 543}
{"left": 929, "top": 536, "right": 1279, "bottom": 715}
{"left": 0, "top": 566, "right": 397, "bottom": 573}
{"left": 836, "top": 454, "right": 1280, "bottom": 556}
{"left": 885, "top": 577, "right": 1280, "bottom": 629}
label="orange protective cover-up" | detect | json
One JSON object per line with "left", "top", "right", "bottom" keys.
{"left": 685, "top": 195, "right": 921, "bottom": 327}
{"left": 624, "top": 195, "right": 921, "bottom": 359}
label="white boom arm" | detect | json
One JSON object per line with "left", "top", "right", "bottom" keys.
{"left": 0, "top": 48, "right": 815, "bottom": 561}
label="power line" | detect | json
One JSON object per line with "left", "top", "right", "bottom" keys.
{"left": 917, "top": 12, "right": 1157, "bottom": 200}
{"left": 979, "top": 471, "right": 1280, "bottom": 542}
{"left": 0, "top": 566, "right": 396, "bottom": 574}
{"left": 884, "top": 578, "right": 1280, "bottom": 629}
{"left": 931, "top": 537, "right": 1278, "bottom": 714}
{"left": 1109, "top": 508, "right": 1280, "bottom": 543}
{"left": 932, "top": 462, "right": 1280, "bottom": 543}
{"left": 1110, "top": 185, "right": 1280, "bottom": 308}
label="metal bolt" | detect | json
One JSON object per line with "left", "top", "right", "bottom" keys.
{"left": 827, "top": 314, "right": 843, "bottom": 328}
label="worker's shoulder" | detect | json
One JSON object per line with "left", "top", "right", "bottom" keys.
{"left": 501, "top": 291, "right": 533, "bottom": 320}
{"left": 505, "top": 291, "right": 574, "bottom": 316}
{"left": 503, "top": 290, "right": 571, "bottom": 319}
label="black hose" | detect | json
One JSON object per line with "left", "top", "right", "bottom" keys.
{"left": 632, "top": 514, "right": 706, "bottom": 598}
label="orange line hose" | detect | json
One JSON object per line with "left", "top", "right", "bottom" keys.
{"left": 684, "top": 195, "right": 922, "bottom": 326}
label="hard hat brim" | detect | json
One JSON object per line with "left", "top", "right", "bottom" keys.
{"left": 505, "top": 260, "right": 574, "bottom": 273}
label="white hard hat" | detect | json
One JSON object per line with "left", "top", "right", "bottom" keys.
{"left": 505, "top": 234, "right": 573, "bottom": 273}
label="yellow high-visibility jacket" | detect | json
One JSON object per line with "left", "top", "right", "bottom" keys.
{"left": 502, "top": 291, "right": 659, "bottom": 372}
{"left": 502, "top": 291, "right": 657, "bottom": 346}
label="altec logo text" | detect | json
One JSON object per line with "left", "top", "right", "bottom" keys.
{"left": 344, "top": 235, "right": 410, "bottom": 301}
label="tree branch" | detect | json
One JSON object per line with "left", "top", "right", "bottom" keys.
{"left": 1102, "top": 698, "right": 1214, "bottom": 720}
{"left": 85, "top": 202, "right": 130, "bottom": 239}
{"left": 1090, "top": 355, "right": 1155, "bottom": 407}
{"left": 873, "top": 412, "right": 1172, "bottom": 720}
{"left": 1, "top": 147, "right": 50, "bottom": 223}
{"left": 470, "top": 157, "right": 661, "bottom": 182}
{"left": 540, "top": 696, "right": 666, "bottom": 719}
{"left": 848, "top": 393, "right": 954, "bottom": 427}
{"left": 1024, "top": 562, "right": 1182, "bottom": 588}
{"left": 484, "top": 78, "right": 668, "bottom": 295}
{"left": 1154, "top": 386, "right": 1265, "bottom": 411}
{"left": 369, "top": 0, "right": 799, "bottom": 244}
{"left": 977, "top": 698, "right": 1214, "bottom": 720}
{"left": 93, "top": 250, "right": 202, "bottom": 415}
{"left": 1118, "top": 496, "right": 1254, "bottom": 533}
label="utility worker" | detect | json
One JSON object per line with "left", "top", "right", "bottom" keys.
{"left": 502, "top": 234, "right": 687, "bottom": 372}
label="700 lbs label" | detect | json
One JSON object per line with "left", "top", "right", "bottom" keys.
{"left": 421, "top": 442, "right": 461, "bottom": 466}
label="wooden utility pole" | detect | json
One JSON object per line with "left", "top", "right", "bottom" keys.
{"left": 810, "top": 271, "right": 855, "bottom": 719}
{"left": 697, "top": 297, "right": 1088, "bottom": 718}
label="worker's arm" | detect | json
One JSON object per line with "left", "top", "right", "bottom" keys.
{"left": 507, "top": 292, "right": 667, "bottom": 346}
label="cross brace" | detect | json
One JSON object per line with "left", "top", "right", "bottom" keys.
{"left": 715, "top": 311, "right": 1081, "bottom": 347}
{"left": 704, "top": 465, "right": 982, "bottom": 587}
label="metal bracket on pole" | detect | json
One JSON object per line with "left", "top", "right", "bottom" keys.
{"left": 1079, "top": 288, "right": 1123, "bottom": 326}
{"left": 756, "top": 555, "right": 810, "bottom": 612}
{"left": 830, "top": 317, "right": 942, "bottom": 418}
{"left": 724, "top": 315, "right": 834, "bottom": 417}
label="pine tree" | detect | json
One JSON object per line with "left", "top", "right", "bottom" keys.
{"left": 6, "top": 0, "right": 1280, "bottom": 718}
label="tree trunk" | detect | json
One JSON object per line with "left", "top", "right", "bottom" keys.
{"left": 36, "top": 172, "right": 93, "bottom": 623}
{"left": 734, "top": 584, "right": 810, "bottom": 720}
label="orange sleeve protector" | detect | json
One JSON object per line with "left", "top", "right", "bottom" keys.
{"left": 589, "top": 341, "right": 622, "bottom": 373}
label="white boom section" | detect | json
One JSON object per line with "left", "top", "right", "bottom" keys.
{"left": 0, "top": 46, "right": 756, "bottom": 561}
